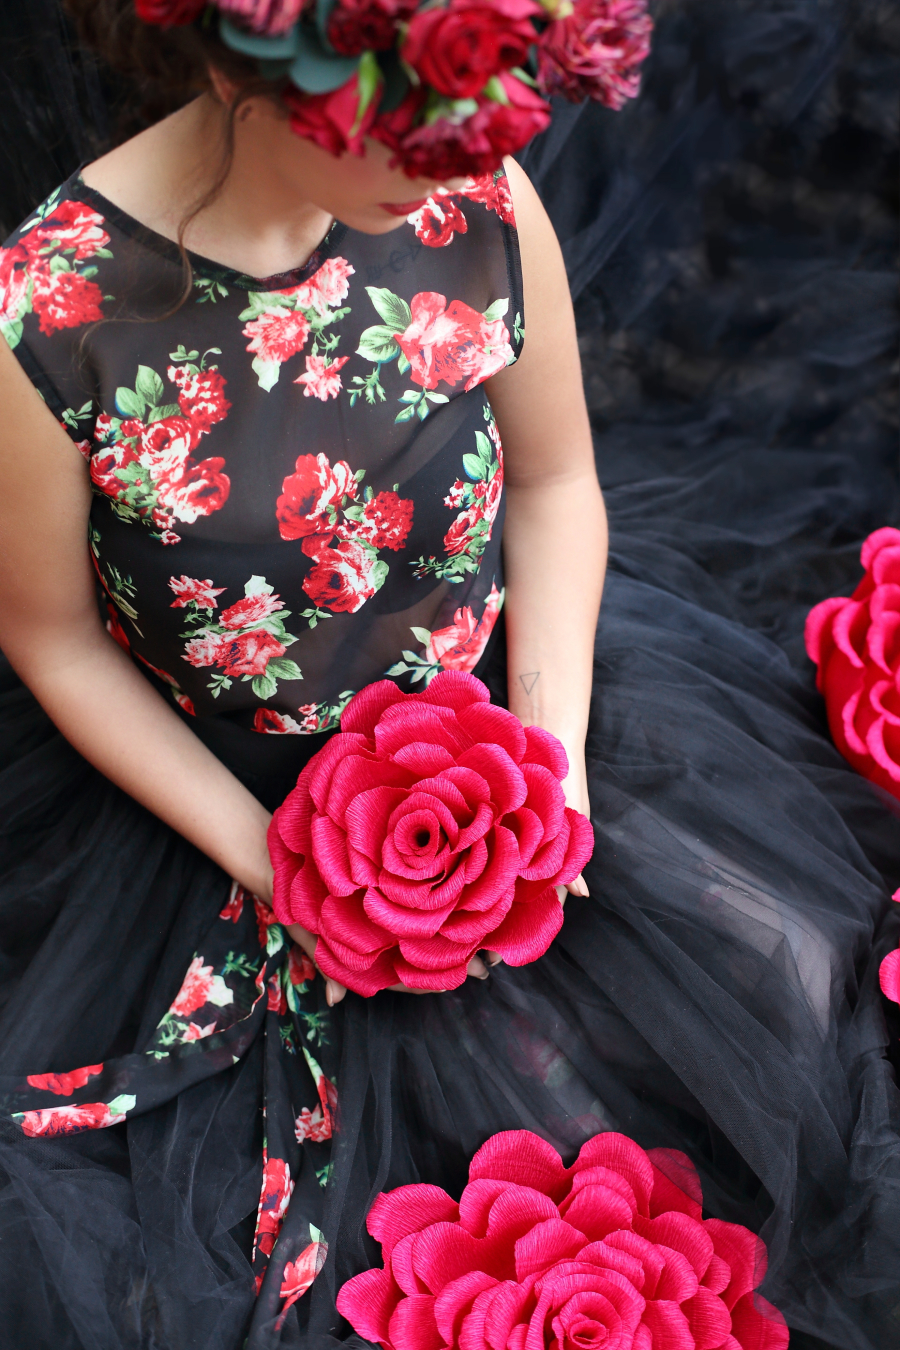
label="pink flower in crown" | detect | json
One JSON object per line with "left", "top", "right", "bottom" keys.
{"left": 301, "top": 534, "right": 383, "bottom": 613}
{"left": 16, "top": 1101, "right": 127, "bottom": 1137}
{"left": 134, "top": 1, "right": 206, "bottom": 24}
{"left": 254, "top": 708, "right": 305, "bottom": 734}
{"left": 395, "top": 292, "right": 513, "bottom": 392}
{"left": 408, "top": 196, "right": 469, "bottom": 248}
{"left": 295, "top": 354, "right": 350, "bottom": 400}
{"left": 219, "top": 590, "right": 286, "bottom": 630}
{"left": 256, "top": 1156, "right": 294, "bottom": 1258}
{"left": 243, "top": 307, "right": 311, "bottom": 365}
{"left": 26, "top": 200, "right": 110, "bottom": 262}
{"left": 327, "top": 0, "right": 417, "bottom": 55}
{"left": 217, "top": 0, "right": 304, "bottom": 35}
{"left": 291, "top": 256, "right": 355, "bottom": 316}
{"left": 30, "top": 267, "right": 103, "bottom": 334}
{"left": 168, "top": 576, "right": 226, "bottom": 609}
{"left": 277, "top": 453, "right": 358, "bottom": 540}
{"left": 26, "top": 1064, "right": 103, "bottom": 1096}
{"left": 537, "top": 0, "right": 653, "bottom": 109}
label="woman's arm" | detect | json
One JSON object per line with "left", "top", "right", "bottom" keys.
{"left": 0, "top": 338, "right": 276, "bottom": 899}
{"left": 487, "top": 159, "right": 607, "bottom": 882}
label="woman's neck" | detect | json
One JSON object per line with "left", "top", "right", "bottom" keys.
{"left": 81, "top": 96, "right": 333, "bottom": 279}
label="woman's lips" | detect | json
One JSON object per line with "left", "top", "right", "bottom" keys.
{"left": 379, "top": 198, "right": 431, "bottom": 216}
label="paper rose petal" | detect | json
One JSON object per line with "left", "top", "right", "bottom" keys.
{"left": 269, "top": 672, "right": 592, "bottom": 994}
{"left": 339, "top": 1130, "right": 787, "bottom": 1350}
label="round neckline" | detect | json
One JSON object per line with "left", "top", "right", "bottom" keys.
{"left": 71, "top": 173, "right": 349, "bottom": 292}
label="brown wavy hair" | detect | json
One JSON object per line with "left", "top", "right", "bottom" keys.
{"left": 63, "top": 0, "right": 281, "bottom": 135}
{"left": 63, "top": 0, "right": 290, "bottom": 308}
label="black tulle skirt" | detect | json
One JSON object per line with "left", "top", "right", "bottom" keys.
{"left": 2, "top": 523, "right": 899, "bottom": 1349}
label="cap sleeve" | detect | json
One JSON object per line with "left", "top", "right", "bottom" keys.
{"left": 0, "top": 182, "right": 112, "bottom": 454}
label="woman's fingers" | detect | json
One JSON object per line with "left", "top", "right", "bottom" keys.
{"left": 284, "top": 921, "right": 348, "bottom": 1006}
{"left": 565, "top": 873, "right": 589, "bottom": 898}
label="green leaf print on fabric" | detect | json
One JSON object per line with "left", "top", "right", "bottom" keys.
{"left": 412, "top": 407, "right": 505, "bottom": 582}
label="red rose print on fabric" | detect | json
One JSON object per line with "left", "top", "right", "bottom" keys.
{"left": 220, "top": 881, "right": 246, "bottom": 923}
{"left": 169, "top": 575, "right": 226, "bottom": 609}
{"left": 391, "top": 582, "right": 504, "bottom": 685}
{"left": 337, "top": 1129, "right": 789, "bottom": 1350}
{"left": 277, "top": 453, "right": 413, "bottom": 619}
{"left": 806, "top": 527, "right": 900, "bottom": 799}
{"left": 0, "top": 190, "right": 112, "bottom": 350}
{"left": 301, "top": 535, "right": 387, "bottom": 614}
{"left": 277, "top": 1229, "right": 328, "bottom": 1330}
{"left": 90, "top": 352, "right": 231, "bottom": 544}
{"left": 180, "top": 575, "right": 303, "bottom": 700}
{"left": 277, "top": 453, "right": 359, "bottom": 540}
{"left": 413, "top": 412, "right": 504, "bottom": 582}
{"left": 268, "top": 670, "right": 593, "bottom": 994}
{"left": 407, "top": 169, "right": 517, "bottom": 248}
{"left": 169, "top": 955, "right": 235, "bottom": 1018}
{"left": 13, "top": 1095, "right": 135, "bottom": 1137}
{"left": 240, "top": 256, "right": 354, "bottom": 390}
{"left": 26, "top": 1064, "right": 103, "bottom": 1096}
{"left": 254, "top": 1155, "right": 294, "bottom": 1259}
{"left": 356, "top": 285, "right": 513, "bottom": 422}
{"left": 254, "top": 708, "right": 306, "bottom": 734}
{"left": 295, "top": 353, "right": 350, "bottom": 400}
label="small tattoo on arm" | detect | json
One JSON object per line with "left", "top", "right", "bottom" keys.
{"left": 518, "top": 672, "right": 540, "bottom": 695}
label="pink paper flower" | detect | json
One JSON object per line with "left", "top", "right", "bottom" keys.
{"left": 805, "top": 527, "right": 900, "bottom": 799}
{"left": 268, "top": 671, "right": 593, "bottom": 994}
{"left": 337, "top": 1129, "right": 789, "bottom": 1350}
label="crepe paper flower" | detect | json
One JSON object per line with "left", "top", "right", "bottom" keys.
{"left": 878, "top": 887, "right": 900, "bottom": 1009}
{"left": 268, "top": 670, "right": 593, "bottom": 994}
{"left": 337, "top": 1128, "right": 789, "bottom": 1350}
{"left": 805, "top": 527, "right": 900, "bottom": 800}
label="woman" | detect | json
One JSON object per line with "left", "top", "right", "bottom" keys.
{"left": 0, "top": 2, "right": 896, "bottom": 1348}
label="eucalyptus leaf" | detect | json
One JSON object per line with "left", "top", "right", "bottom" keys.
{"left": 378, "top": 48, "right": 411, "bottom": 114}
{"left": 289, "top": 28, "right": 360, "bottom": 94}
{"left": 365, "top": 287, "right": 411, "bottom": 331}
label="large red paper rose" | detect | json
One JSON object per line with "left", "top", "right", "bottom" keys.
{"left": 337, "top": 1129, "right": 789, "bottom": 1350}
{"left": 402, "top": 0, "right": 541, "bottom": 100}
{"left": 805, "top": 527, "right": 900, "bottom": 799}
{"left": 268, "top": 671, "right": 593, "bottom": 994}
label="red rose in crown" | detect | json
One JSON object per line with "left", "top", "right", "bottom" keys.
{"left": 268, "top": 671, "right": 593, "bottom": 994}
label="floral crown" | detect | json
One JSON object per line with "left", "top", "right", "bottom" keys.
{"left": 135, "top": 0, "right": 652, "bottom": 179}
